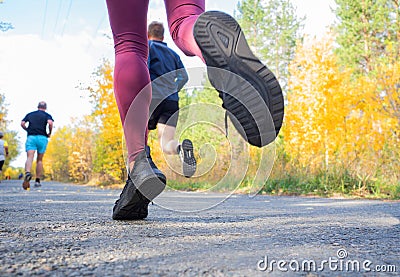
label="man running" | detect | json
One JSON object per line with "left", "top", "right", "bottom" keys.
{"left": 21, "top": 101, "right": 54, "bottom": 189}
{"left": 147, "top": 21, "right": 196, "bottom": 178}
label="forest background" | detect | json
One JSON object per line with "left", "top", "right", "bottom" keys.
{"left": 1, "top": 0, "right": 399, "bottom": 199}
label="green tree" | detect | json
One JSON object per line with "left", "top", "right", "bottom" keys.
{"left": 236, "top": 0, "right": 304, "bottom": 91}
{"left": 235, "top": 0, "right": 266, "bottom": 54}
{"left": 333, "top": 0, "right": 399, "bottom": 183}
{"left": 0, "top": 22, "right": 13, "bottom": 32}
{"left": 0, "top": 0, "right": 14, "bottom": 32}
{"left": 334, "top": 0, "right": 400, "bottom": 73}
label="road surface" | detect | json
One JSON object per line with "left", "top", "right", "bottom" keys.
{"left": 1, "top": 180, "right": 399, "bottom": 276}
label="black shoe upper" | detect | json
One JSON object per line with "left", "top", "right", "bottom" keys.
{"left": 24, "top": 172, "right": 32, "bottom": 182}
{"left": 112, "top": 177, "right": 149, "bottom": 220}
{"left": 131, "top": 150, "right": 166, "bottom": 186}
{"left": 145, "top": 145, "right": 165, "bottom": 177}
{"left": 112, "top": 149, "right": 166, "bottom": 220}
{"left": 179, "top": 139, "right": 197, "bottom": 178}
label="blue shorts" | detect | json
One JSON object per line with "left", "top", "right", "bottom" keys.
{"left": 25, "top": 135, "right": 48, "bottom": 154}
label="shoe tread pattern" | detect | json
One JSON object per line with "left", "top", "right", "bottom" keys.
{"left": 181, "top": 139, "right": 196, "bottom": 178}
{"left": 194, "top": 11, "right": 284, "bottom": 147}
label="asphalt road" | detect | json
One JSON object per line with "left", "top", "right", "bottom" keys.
{"left": 0, "top": 180, "right": 399, "bottom": 276}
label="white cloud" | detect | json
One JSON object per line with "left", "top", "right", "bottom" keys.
{"left": 0, "top": 31, "right": 113, "bottom": 167}
{"left": 292, "top": 0, "right": 336, "bottom": 38}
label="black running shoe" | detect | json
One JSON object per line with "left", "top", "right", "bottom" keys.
{"left": 112, "top": 150, "right": 166, "bottom": 220}
{"left": 112, "top": 177, "right": 150, "bottom": 220}
{"left": 34, "top": 178, "right": 41, "bottom": 188}
{"left": 145, "top": 145, "right": 164, "bottom": 176}
{"left": 193, "top": 11, "right": 284, "bottom": 147}
{"left": 22, "top": 172, "right": 32, "bottom": 190}
{"left": 179, "top": 139, "right": 197, "bottom": 178}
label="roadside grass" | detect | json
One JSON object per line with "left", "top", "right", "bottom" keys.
{"left": 66, "top": 163, "right": 400, "bottom": 200}
{"left": 164, "top": 172, "right": 400, "bottom": 200}
{"left": 260, "top": 174, "right": 400, "bottom": 200}
{"left": 71, "top": 173, "right": 399, "bottom": 200}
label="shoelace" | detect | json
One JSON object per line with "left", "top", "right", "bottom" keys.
{"left": 115, "top": 179, "right": 130, "bottom": 204}
{"left": 224, "top": 110, "right": 229, "bottom": 138}
{"left": 220, "top": 91, "right": 229, "bottom": 138}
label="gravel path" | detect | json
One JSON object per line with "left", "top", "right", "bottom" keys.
{"left": 0, "top": 180, "right": 399, "bottom": 276}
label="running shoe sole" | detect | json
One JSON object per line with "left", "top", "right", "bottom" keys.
{"left": 181, "top": 139, "right": 197, "bottom": 178}
{"left": 136, "top": 173, "right": 166, "bottom": 202}
{"left": 22, "top": 174, "right": 32, "bottom": 190}
{"left": 193, "top": 11, "right": 284, "bottom": 147}
{"left": 22, "top": 181, "right": 30, "bottom": 190}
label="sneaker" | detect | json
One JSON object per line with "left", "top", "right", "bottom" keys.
{"left": 112, "top": 150, "right": 166, "bottom": 220}
{"left": 22, "top": 172, "right": 32, "bottom": 190}
{"left": 179, "top": 139, "right": 197, "bottom": 178}
{"left": 112, "top": 177, "right": 150, "bottom": 220}
{"left": 193, "top": 11, "right": 284, "bottom": 147}
{"left": 34, "top": 181, "right": 41, "bottom": 188}
{"left": 145, "top": 145, "right": 163, "bottom": 175}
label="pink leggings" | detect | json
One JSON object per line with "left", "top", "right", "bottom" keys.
{"left": 106, "top": 0, "right": 205, "bottom": 163}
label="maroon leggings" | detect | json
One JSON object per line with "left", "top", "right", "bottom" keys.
{"left": 106, "top": 0, "right": 205, "bottom": 163}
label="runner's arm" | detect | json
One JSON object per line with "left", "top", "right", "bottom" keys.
{"left": 47, "top": 120, "right": 53, "bottom": 137}
{"left": 21, "top": 121, "right": 28, "bottom": 131}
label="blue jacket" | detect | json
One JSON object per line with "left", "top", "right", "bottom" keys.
{"left": 148, "top": 40, "right": 188, "bottom": 101}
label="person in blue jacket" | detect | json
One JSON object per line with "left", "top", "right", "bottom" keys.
{"left": 147, "top": 21, "right": 196, "bottom": 178}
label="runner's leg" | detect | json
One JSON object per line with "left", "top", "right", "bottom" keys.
{"left": 164, "top": 0, "right": 205, "bottom": 58}
{"left": 106, "top": 0, "right": 151, "bottom": 168}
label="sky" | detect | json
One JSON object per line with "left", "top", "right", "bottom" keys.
{"left": 0, "top": 0, "right": 336, "bottom": 167}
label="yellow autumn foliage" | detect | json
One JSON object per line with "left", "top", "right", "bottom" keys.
{"left": 285, "top": 34, "right": 349, "bottom": 171}
{"left": 89, "top": 61, "right": 126, "bottom": 182}
{"left": 285, "top": 33, "right": 399, "bottom": 182}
